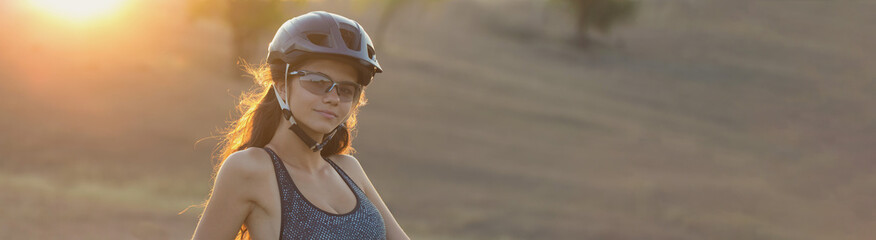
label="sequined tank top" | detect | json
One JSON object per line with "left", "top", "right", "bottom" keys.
{"left": 264, "top": 147, "right": 386, "bottom": 240}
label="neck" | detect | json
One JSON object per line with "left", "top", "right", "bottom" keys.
{"left": 265, "top": 117, "right": 329, "bottom": 173}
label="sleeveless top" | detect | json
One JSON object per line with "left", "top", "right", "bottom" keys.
{"left": 264, "top": 147, "right": 386, "bottom": 240}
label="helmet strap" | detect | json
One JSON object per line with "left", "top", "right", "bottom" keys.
{"left": 272, "top": 63, "right": 344, "bottom": 152}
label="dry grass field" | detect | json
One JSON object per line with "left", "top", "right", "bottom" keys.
{"left": 1, "top": 0, "right": 874, "bottom": 239}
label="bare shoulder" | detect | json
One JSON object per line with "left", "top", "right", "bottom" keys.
{"left": 328, "top": 154, "right": 363, "bottom": 170}
{"left": 224, "top": 147, "right": 272, "bottom": 171}
{"left": 193, "top": 147, "right": 274, "bottom": 239}
{"left": 217, "top": 147, "right": 275, "bottom": 189}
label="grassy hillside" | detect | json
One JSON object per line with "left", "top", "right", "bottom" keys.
{"left": 0, "top": 0, "right": 873, "bottom": 239}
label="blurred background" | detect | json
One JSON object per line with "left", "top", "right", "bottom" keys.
{"left": 1, "top": 0, "right": 874, "bottom": 239}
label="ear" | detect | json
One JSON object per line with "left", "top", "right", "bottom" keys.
{"left": 269, "top": 62, "right": 289, "bottom": 95}
{"left": 269, "top": 62, "right": 286, "bottom": 81}
{"left": 276, "top": 81, "right": 287, "bottom": 97}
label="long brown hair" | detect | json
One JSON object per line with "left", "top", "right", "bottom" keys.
{"left": 213, "top": 61, "right": 368, "bottom": 240}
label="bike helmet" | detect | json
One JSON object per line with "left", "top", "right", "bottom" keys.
{"left": 267, "top": 11, "right": 381, "bottom": 86}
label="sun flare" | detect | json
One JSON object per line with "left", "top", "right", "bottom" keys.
{"left": 30, "top": 0, "right": 128, "bottom": 21}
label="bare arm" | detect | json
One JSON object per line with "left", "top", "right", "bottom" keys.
{"left": 334, "top": 155, "right": 411, "bottom": 240}
{"left": 191, "top": 151, "right": 259, "bottom": 240}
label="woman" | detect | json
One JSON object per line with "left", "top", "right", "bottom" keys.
{"left": 192, "top": 11, "right": 409, "bottom": 240}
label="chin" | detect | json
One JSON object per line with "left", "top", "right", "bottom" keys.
{"left": 309, "top": 120, "right": 339, "bottom": 134}
{"left": 316, "top": 127, "right": 337, "bottom": 134}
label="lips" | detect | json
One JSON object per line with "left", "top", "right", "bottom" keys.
{"left": 314, "top": 109, "right": 337, "bottom": 119}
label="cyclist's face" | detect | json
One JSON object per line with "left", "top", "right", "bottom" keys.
{"left": 280, "top": 59, "right": 360, "bottom": 134}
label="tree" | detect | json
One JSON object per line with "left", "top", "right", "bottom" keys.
{"left": 187, "top": 0, "right": 305, "bottom": 77}
{"left": 556, "top": 0, "right": 638, "bottom": 47}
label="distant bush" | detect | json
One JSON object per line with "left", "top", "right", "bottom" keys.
{"left": 552, "top": 0, "right": 638, "bottom": 47}
{"left": 187, "top": 0, "right": 305, "bottom": 76}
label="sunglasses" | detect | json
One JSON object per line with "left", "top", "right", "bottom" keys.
{"left": 286, "top": 69, "right": 362, "bottom": 103}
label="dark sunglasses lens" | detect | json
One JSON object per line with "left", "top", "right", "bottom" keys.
{"left": 336, "top": 84, "right": 360, "bottom": 102}
{"left": 299, "top": 74, "right": 332, "bottom": 95}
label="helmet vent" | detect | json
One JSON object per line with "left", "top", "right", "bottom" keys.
{"left": 339, "top": 25, "right": 361, "bottom": 51}
{"left": 306, "top": 33, "right": 330, "bottom": 47}
{"left": 367, "top": 44, "right": 375, "bottom": 60}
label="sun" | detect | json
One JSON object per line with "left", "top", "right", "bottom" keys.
{"left": 29, "top": 0, "right": 128, "bottom": 21}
